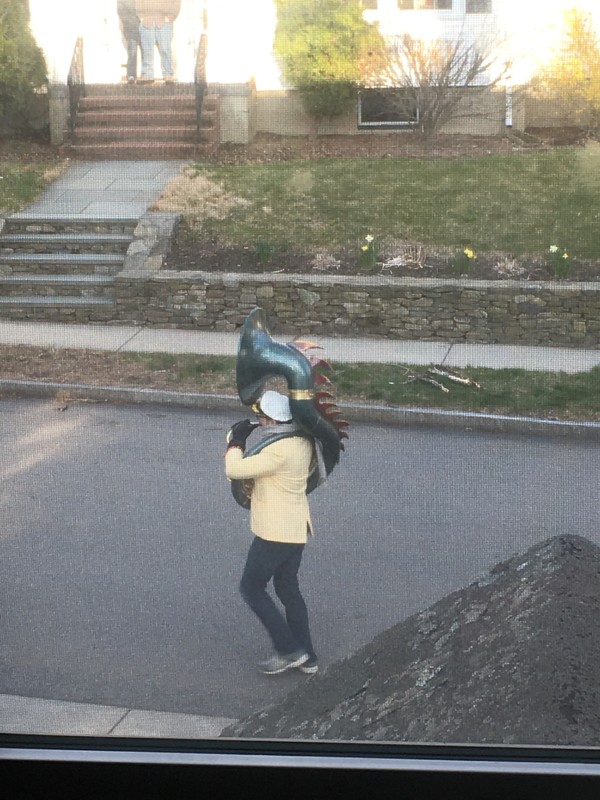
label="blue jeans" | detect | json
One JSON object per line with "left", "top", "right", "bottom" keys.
{"left": 139, "top": 22, "right": 174, "bottom": 79}
{"left": 240, "top": 537, "right": 316, "bottom": 659}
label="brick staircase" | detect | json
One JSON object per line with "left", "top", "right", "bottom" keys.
{"left": 66, "top": 83, "right": 219, "bottom": 160}
{"left": 0, "top": 217, "right": 137, "bottom": 322}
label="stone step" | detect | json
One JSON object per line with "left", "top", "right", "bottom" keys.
{"left": 0, "top": 297, "right": 118, "bottom": 323}
{"left": 0, "top": 260, "right": 122, "bottom": 277}
{"left": 73, "top": 126, "right": 197, "bottom": 143}
{"left": 0, "top": 253, "right": 125, "bottom": 276}
{"left": 68, "top": 142, "right": 198, "bottom": 160}
{"left": 0, "top": 233, "right": 132, "bottom": 255}
{"left": 79, "top": 94, "right": 195, "bottom": 110}
{"left": 3, "top": 216, "right": 139, "bottom": 235}
{"left": 0, "top": 296, "right": 115, "bottom": 306}
{"left": 84, "top": 82, "right": 196, "bottom": 96}
{"left": 0, "top": 274, "right": 115, "bottom": 299}
{"left": 76, "top": 109, "right": 196, "bottom": 126}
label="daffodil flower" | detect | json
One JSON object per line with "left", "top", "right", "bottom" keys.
{"left": 365, "top": 235, "right": 374, "bottom": 243}
{"left": 361, "top": 245, "right": 369, "bottom": 251}
{"left": 549, "top": 245, "right": 558, "bottom": 253}
{"left": 464, "top": 248, "right": 475, "bottom": 259}
{"left": 563, "top": 252, "right": 569, "bottom": 259}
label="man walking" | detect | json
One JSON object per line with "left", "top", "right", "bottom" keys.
{"left": 224, "top": 390, "right": 319, "bottom": 676}
{"left": 135, "top": 0, "right": 181, "bottom": 82}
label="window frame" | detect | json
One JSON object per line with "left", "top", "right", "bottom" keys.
{"left": 358, "top": 88, "right": 420, "bottom": 129}
{"left": 398, "top": 1, "right": 453, "bottom": 10}
{"left": 466, "top": 0, "right": 492, "bottom": 13}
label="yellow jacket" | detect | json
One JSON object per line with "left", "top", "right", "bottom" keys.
{"left": 225, "top": 437, "right": 313, "bottom": 544}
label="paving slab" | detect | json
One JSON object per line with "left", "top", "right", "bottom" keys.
{"left": 315, "top": 337, "right": 452, "bottom": 365}
{"left": 0, "top": 320, "right": 141, "bottom": 350}
{"left": 36, "top": 189, "right": 152, "bottom": 203}
{"left": 446, "top": 343, "right": 600, "bottom": 374}
{"left": 0, "top": 694, "right": 235, "bottom": 738}
{"left": 85, "top": 202, "right": 152, "bottom": 216}
{"left": 112, "top": 710, "right": 236, "bottom": 739}
{"left": 108, "top": 179, "right": 177, "bottom": 192}
{"left": 16, "top": 202, "right": 110, "bottom": 216}
{"left": 0, "top": 693, "right": 126, "bottom": 737}
{"left": 22, "top": 161, "right": 188, "bottom": 217}
{"left": 120, "top": 328, "right": 239, "bottom": 355}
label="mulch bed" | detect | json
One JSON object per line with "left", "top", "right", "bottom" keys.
{"left": 164, "top": 222, "right": 600, "bottom": 282}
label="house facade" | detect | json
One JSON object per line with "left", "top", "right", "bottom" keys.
{"left": 26, "top": 0, "right": 600, "bottom": 143}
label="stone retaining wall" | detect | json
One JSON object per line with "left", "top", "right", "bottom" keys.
{"left": 114, "top": 271, "right": 600, "bottom": 349}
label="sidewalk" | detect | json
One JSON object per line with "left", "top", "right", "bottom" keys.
{"left": 0, "top": 693, "right": 235, "bottom": 739}
{"left": 1, "top": 319, "right": 600, "bottom": 372}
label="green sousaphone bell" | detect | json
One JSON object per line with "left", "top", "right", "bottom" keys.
{"left": 230, "top": 307, "right": 349, "bottom": 508}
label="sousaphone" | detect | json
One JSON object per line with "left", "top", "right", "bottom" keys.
{"left": 230, "top": 307, "right": 349, "bottom": 508}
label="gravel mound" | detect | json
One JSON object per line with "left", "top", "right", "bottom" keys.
{"left": 222, "top": 535, "right": 600, "bottom": 746}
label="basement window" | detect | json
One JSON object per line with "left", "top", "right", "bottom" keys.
{"left": 466, "top": 0, "right": 492, "bottom": 11}
{"left": 358, "top": 89, "right": 419, "bottom": 128}
{"left": 398, "top": 1, "right": 452, "bottom": 9}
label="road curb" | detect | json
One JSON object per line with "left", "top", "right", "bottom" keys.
{"left": 1, "top": 378, "right": 599, "bottom": 439}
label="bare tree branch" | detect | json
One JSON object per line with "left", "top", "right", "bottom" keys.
{"left": 363, "top": 28, "right": 511, "bottom": 136}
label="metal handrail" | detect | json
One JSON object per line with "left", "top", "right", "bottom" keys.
{"left": 67, "top": 37, "right": 85, "bottom": 135}
{"left": 194, "top": 32, "right": 208, "bottom": 142}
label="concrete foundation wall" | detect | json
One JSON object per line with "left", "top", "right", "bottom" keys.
{"left": 524, "top": 95, "right": 591, "bottom": 129}
{"left": 255, "top": 87, "right": 509, "bottom": 138}
{"left": 435, "top": 89, "right": 507, "bottom": 135}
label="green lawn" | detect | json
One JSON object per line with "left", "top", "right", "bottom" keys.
{"left": 332, "top": 362, "right": 600, "bottom": 419}
{"left": 123, "top": 353, "right": 600, "bottom": 422}
{"left": 188, "top": 145, "right": 600, "bottom": 260}
{"left": 0, "top": 161, "right": 62, "bottom": 213}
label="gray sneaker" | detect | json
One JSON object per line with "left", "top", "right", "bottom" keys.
{"left": 259, "top": 650, "right": 309, "bottom": 675}
{"left": 297, "top": 656, "right": 318, "bottom": 674}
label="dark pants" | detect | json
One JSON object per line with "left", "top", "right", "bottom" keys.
{"left": 126, "top": 37, "right": 139, "bottom": 80}
{"left": 239, "top": 537, "right": 316, "bottom": 658}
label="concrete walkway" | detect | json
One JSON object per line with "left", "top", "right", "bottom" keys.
{"left": 10, "top": 160, "right": 188, "bottom": 218}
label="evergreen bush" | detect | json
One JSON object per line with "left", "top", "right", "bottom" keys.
{"left": 273, "top": 0, "right": 383, "bottom": 129}
{"left": 0, "top": 0, "right": 47, "bottom": 131}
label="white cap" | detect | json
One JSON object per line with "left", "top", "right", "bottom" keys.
{"left": 258, "top": 390, "right": 292, "bottom": 422}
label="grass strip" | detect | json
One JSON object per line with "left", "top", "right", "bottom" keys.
{"left": 121, "top": 353, "right": 600, "bottom": 422}
{"left": 0, "top": 161, "right": 67, "bottom": 213}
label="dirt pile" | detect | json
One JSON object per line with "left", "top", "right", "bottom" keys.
{"left": 222, "top": 535, "right": 600, "bottom": 746}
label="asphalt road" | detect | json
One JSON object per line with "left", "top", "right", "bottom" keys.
{"left": 1, "top": 398, "right": 598, "bottom": 720}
